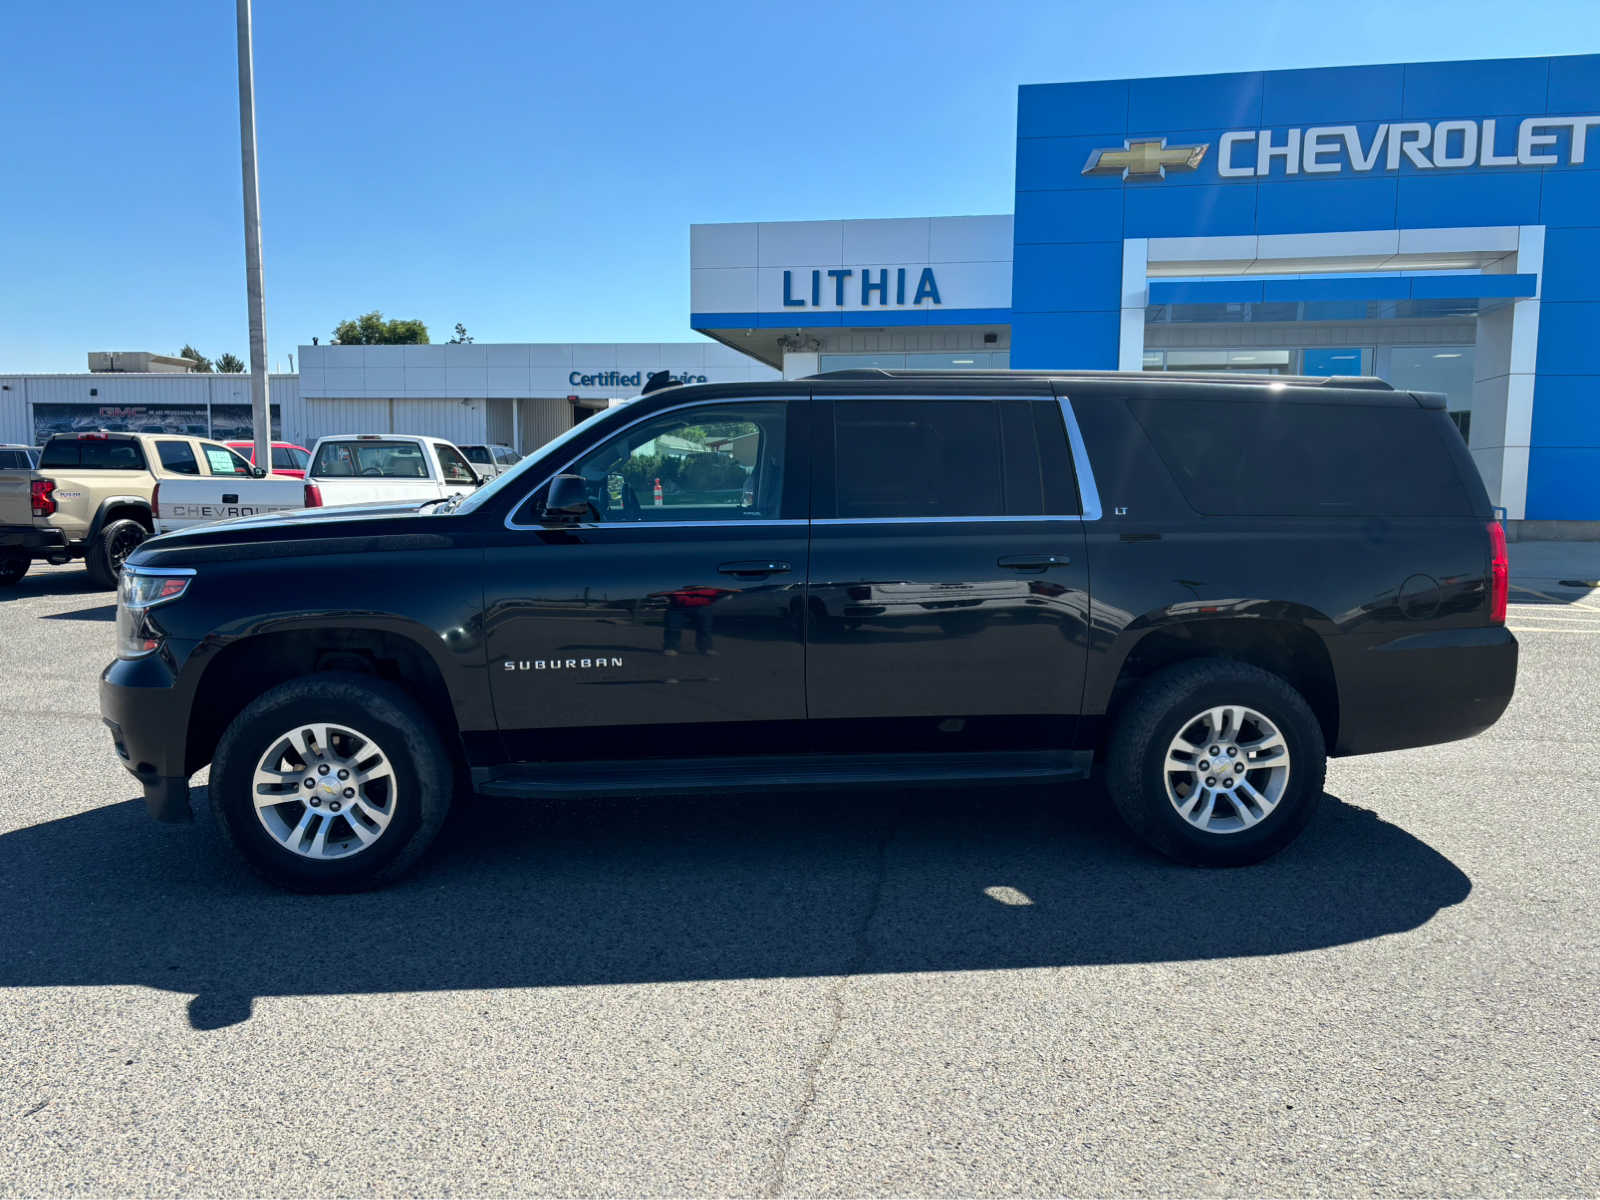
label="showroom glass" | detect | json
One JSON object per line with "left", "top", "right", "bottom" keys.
{"left": 435, "top": 443, "right": 478, "bottom": 485}
{"left": 156, "top": 441, "right": 200, "bottom": 475}
{"left": 312, "top": 441, "right": 430, "bottom": 478}
{"left": 833, "top": 398, "right": 1083, "bottom": 520}
{"left": 556, "top": 402, "right": 787, "bottom": 524}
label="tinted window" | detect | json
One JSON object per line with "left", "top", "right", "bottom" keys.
{"left": 202, "top": 443, "right": 253, "bottom": 476}
{"left": 436, "top": 444, "right": 478, "bottom": 485}
{"left": 495, "top": 448, "right": 520, "bottom": 465}
{"left": 312, "top": 440, "right": 430, "bottom": 478}
{"left": 38, "top": 438, "right": 146, "bottom": 470}
{"left": 833, "top": 400, "right": 1004, "bottom": 518}
{"left": 271, "top": 446, "right": 308, "bottom": 470}
{"left": 156, "top": 441, "right": 200, "bottom": 475}
{"left": 537, "top": 402, "right": 787, "bottom": 524}
{"left": 460, "top": 446, "right": 493, "bottom": 465}
{"left": 1128, "top": 395, "right": 1476, "bottom": 517}
{"left": 0, "top": 450, "right": 25, "bottom": 469}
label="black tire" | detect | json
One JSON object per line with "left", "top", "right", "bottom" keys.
{"left": 0, "top": 551, "right": 27, "bottom": 587}
{"left": 1105, "top": 659, "right": 1326, "bottom": 867}
{"left": 85, "top": 518, "right": 148, "bottom": 589}
{"left": 208, "top": 672, "right": 455, "bottom": 892}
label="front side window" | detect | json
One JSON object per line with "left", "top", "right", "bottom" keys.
{"left": 436, "top": 444, "right": 479, "bottom": 485}
{"left": 520, "top": 402, "right": 788, "bottom": 525}
{"left": 311, "top": 440, "right": 430, "bottom": 478}
{"left": 202, "top": 443, "right": 253, "bottom": 476}
{"left": 156, "top": 441, "right": 200, "bottom": 475}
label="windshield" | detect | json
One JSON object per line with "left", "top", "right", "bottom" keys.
{"left": 451, "top": 403, "right": 634, "bottom": 516}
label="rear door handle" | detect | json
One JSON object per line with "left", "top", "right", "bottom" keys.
{"left": 718, "top": 560, "right": 791, "bottom": 577}
{"left": 997, "top": 554, "right": 1071, "bottom": 571}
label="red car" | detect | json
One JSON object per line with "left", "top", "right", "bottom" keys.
{"left": 226, "top": 440, "right": 312, "bottom": 478}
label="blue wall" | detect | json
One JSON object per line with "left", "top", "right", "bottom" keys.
{"left": 1011, "top": 55, "right": 1600, "bottom": 519}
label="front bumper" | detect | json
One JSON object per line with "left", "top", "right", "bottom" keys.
{"left": 0, "top": 525, "right": 69, "bottom": 556}
{"left": 1332, "top": 625, "right": 1519, "bottom": 756}
{"left": 100, "top": 654, "right": 194, "bottom": 822}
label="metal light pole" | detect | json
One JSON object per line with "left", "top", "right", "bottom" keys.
{"left": 235, "top": 0, "right": 270, "bottom": 470}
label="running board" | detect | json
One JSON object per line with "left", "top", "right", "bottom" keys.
{"left": 472, "top": 750, "right": 1093, "bottom": 800}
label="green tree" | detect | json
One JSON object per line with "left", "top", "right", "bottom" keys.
{"left": 332, "top": 311, "right": 430, "bottom": 345}
{"left": 215, "top": 352, "right": 245, "bottom": 373}
{"left": 177, "top": 344, "right": 213, "bottom": 372}
{"left": 448, "top": 323, "right": 473, "bottom": 344}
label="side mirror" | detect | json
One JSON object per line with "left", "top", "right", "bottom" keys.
{"left": 542, "top": 473, "right": 591, "bottom": 521}
{"left": 251, "top": 466, "right": 267, "bottom": 478}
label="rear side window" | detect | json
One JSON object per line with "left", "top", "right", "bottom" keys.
{"left": 0, "top": 449, "right": 26, "bottom": 469}
{"left": 833, "top": 400, "right": 1004, "bottom": 518}
{"left": 38, "top": 438, "right": 147, "bottom": 470}
{"left": 1127, "top": 396, "right": 1477, "bottom": 517}
{"left": 271, "top": 446, "right": 309, "bottom": 471}
{"left": 156, "top": 441, "right": 200, "bottom": 474}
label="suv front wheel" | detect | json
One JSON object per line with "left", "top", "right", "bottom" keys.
{"left": 208, "top": 672, "right": 455, "bottom": 891}
{"left": 1105, "top": 659, "right": 1326, "bottom": 866}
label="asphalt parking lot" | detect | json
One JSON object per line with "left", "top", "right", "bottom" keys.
{"left": 1, "top": 562, "right": 1596, "bottom": 1197}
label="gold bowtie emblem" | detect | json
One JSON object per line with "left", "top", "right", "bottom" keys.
{"left": 1082, "top": 138, "right": 1209, "bottom": 179}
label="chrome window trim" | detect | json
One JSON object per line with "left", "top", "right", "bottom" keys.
{"left": 503, "top": 396, "right": 799, "bottom": 532}
{"left": 1058, "top": 395, "right": 1102, "bottom": 521}
{"left": 124, "top": 564, "right": 197, "bottom": 577}
{"left": 519, "top": 520, "right": 810, "bottom": 532}
{"left": 813, "top": 515, "right": 1080, "bottom": 526}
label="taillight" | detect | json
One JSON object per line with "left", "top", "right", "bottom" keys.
{"left": 303, "top": 482, "right": 323, "bottom": 508}
{"left": 151, "top": 481, "right": 161, "bottom": 519}
{"left": 30, "top": 478, "right": 56, "bottom": 518}
{"left": 1488, "top": 520, "right": 1509, "bottom": 625}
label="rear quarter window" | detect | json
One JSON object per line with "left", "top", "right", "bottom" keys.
{"left": 1127, "top": 395, "right": 1478, "bottom": 517}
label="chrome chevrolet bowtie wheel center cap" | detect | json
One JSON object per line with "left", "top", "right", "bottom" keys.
{"left": 252, "top": 722, "right": 399, "bottom": 860}
{"left": 1162, "top": 705, "right": 1292, "bottom": 835}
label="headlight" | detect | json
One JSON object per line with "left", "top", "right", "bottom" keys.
{"left": 116, "top": 568, "right": 193, "bottom": 659}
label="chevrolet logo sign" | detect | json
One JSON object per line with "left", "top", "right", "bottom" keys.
{"left": 1082, "top": 138, "right": 1209, "bottom": 179}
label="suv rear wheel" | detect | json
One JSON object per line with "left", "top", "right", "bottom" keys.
{"left": 85, "top": 518, "right": 148, "bottom": 589}
{"left": 208, "top": 672, "right": 454, "bottom": 891}
{"left": 1105, "top": 659, "right": 1326, "bottom": 866}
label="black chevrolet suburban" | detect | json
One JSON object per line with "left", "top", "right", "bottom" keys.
{"left": 100, "top": 370, "right": 1517, "bottom": 891}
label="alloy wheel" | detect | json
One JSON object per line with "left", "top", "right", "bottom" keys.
{"left": 1162, "top": 705, "right": 1291, "bottom": 834}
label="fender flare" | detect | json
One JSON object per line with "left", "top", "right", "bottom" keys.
{"left": 88, "top": 496, "right": 154, "bottom": 542}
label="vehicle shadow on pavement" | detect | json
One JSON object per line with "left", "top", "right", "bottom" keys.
{"left": 38, "top": 605, "right": 115, "bottom": 621}
{"left": 0, "top": 572, "right": 108, "bottom": 601}
{"left": 0, "top": 785, "right": 1469, "bottom": 1030}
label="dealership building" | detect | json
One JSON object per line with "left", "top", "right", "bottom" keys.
{"left": 4, "top": 53, "right": 1596, "bottom": 526}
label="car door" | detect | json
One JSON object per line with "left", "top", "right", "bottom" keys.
{"left": 434, "top": 442, "right": 480, "bottom": 496}
{"left": 483, "top": 395, "right": 810, "bottom": 762}
{"left": 805, "top": 391, "right": 1090, "bottom": 753}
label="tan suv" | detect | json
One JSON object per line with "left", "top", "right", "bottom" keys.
{"left": 0, "top": 431, "right": 264, "bottom": 588}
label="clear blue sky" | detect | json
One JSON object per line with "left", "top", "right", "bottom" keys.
{"left": 1, "top": 0, "right": 1593, "bottom": 372}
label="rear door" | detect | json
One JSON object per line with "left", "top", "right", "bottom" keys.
{"left": 805, "top": 391, "right": 1090, "bottom": 752}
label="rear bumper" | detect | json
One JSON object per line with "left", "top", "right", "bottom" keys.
{"left": 100, "top": 655, "right": 194, "bottom": 822}
{"left": 1332, "top": 626, "right": 1519, "bottom": 756}
{"left": 0, "top": 525, "right": 69, "bottom": 556}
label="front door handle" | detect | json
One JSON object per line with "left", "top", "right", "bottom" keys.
{"left": 997, "top": 554, "right": 1071, "bottom": 571}
{"left": 718, "top": 560, "right": 791, "bottom": 577}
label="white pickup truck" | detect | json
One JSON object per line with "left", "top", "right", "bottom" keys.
{"left": 151, "top": 434, "right": 483, "bottom": 532}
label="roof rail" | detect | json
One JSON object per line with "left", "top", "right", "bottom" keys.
{"left": 801, "top": 367, "right": 1395, "bottom": 390}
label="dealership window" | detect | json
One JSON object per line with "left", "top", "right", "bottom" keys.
{"left": 1382, "top": 346, "right": 1475, "bottom": 441}
{"left": 1143, "top": 349, "right": 1295, "bottom": 374}
{"left": 818, "top": 351, "right": 1009, "bottom": 372}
